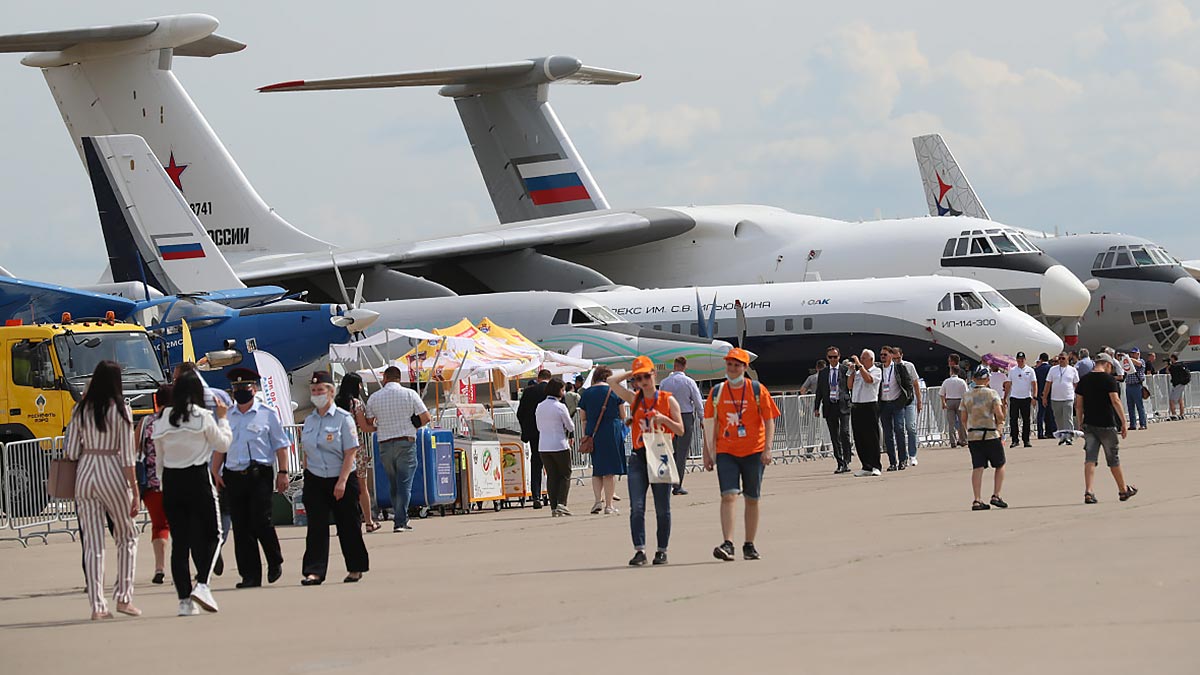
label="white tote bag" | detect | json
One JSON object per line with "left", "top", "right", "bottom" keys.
{"left": 644, "top": 425, "right": 680, "bottom": 485}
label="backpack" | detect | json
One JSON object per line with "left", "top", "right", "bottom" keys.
{"left": 709, "top": 379, "right": 763, "bottom": 421}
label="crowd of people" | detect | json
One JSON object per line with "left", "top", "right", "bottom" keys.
{"left": 59, "top": 336, "right": 1183, "bottom": 618}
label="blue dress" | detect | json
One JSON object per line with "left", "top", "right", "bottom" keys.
{"left": 580, "top": 385, "right": 627, "bottom": 476}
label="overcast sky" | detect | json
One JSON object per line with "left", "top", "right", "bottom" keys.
{"left": 1, "top": 0, "right": 1197, "bottom": 286}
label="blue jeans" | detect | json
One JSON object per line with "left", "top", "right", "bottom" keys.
{"left": 1125, "top": 383, "right": 1147, "bottom": 429}
{"left": 903, "top": 402, "right": 919, "bottom": 459}
{"left": 627, "top": 450, "right": 672, "bottom": 552}
{"left": 379, "top": 439, "right": 417, "bottom": 527}
{"left": 878, "top": 399, "right": 907, "bottom": 466}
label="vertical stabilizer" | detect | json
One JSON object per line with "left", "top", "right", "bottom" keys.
{"left": 0, "top": 15, "right": 332, "bottom": 264}
{"left": 912, "top": 133, "right": 990, "bottom": 220}
{"left": 83, "top": 134, "right": 245, "bottom": 293}
{"left": 260, "top": 56, "right": 638, "bottom": 223}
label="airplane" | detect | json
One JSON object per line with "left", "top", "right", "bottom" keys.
{"left": 85, "top": 134, "right": 738, "bottom": 379}
{"left": 912, "top": 133, "right": 1200, "bottom": 363}
{"left": 0, "top": 15, "right": 1093, "bottom": 329}
{"left": 93, "top": 133, "right": 1060, "bottom": 384}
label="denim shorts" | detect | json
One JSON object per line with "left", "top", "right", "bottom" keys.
{"left": 1083, "top": 425, "right": 1120, "bottom": 467}
{"left": 716, "top": 452, "right": 764, "bottom": 499}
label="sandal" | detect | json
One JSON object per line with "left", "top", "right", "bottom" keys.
{"left": 116, "top": 603, "right": 142, "bottom": 617}
{"left": 364, "top": 522, "right": 382, "bottom": 533}
{"left": 1119, "top": 485, "right": 1138, "bottom": 502}
{"left": 989, "top": 495, "right": 1008, "bottom": 509}
{"left": 1084, "top": 492, "right": 1098, "bottom": 504}
{"left": 971, "top": 500, "right": 990, "bottom": 511}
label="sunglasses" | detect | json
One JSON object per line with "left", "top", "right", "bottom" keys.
{"left": 826, "top": 354, "right": 839, "bottom": 359}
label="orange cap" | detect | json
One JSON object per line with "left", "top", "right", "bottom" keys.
{"left": 725, "top": 348, "right": 752, "bottom": 365}
{"left": 631, "top": 355, "right": 655, "bottom": 375}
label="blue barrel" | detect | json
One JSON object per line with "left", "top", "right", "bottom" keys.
{"left": 373, "top": 428, "right": 457, "bottom": 512}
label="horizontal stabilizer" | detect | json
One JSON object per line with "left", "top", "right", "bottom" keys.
{"left": 0, "top": 14, "right": 244, "bottom": 67}
{"left": 259, "top": 56, "right": 639, "bottom": 95}
{"left": 0, "top": 275, "right": 138, "bottom": 324}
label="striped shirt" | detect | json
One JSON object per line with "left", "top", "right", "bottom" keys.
{"left": 64, "top": 403, "right": 137, "bottom": 467}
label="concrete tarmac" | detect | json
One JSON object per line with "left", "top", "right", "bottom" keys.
{"left": 1, "top": 421, "right": 1196, "bottom": 674}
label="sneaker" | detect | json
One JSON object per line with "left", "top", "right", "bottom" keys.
{"left": 393, "top": 525, "right": 406, "bottom": 532}
{"left": 189, "top": 583, "right": 219, "bottom": 613}
{"left": 555, "top": 506, "right": 573, "bottom": 516}
{"left": 742, "top": 543, "right": 761, "bottom": 560}
{"left": 628, "top": 551, "right": 647, "bottom": 566}
{"left": 550, "top": 510, "right": 561, "bottom": 518}
{"left": 886, "top": 464, "right": 898, "bottom": 472}
{"left": 1023, "top": 442, "right": 1033, "bottom": 448}
{"left": 177, "top": 599, "right": 200, "bottom": 616}
{"left": 989, "top": 495, "right": 1008, "bottom": 509}
{"left": 604, "top": 506, "right": 619, "bottom": 515}
{"left": 853, "top": 469, "right": 873, "bottom": 477}
{"left": 590, "top": 501, "right": 604, "bottom": 514}
{"left": 151, "top": 571, "right": 165, "bottom": 585}
{"left": 531, "top": 500, "right": 543, "bottom": 509}
{"left": 833, "top": 465, "right": 844, "bottom": 474}
{"left": 909, "top": 458, "right": 918, "bottom": 466}
{"left": 401, "top": 525, "right": 414, "bottom": 532}
{"left": 713, "top": 541, "right": 736, "bottom": 561}
{"left": 870, "top": 468, "right": 882, "bottom": 476}
{"left": 652, "top": 551, "right": 668, "bottom": 565}
{"left": 673, "top": 487, "right": 689, "bottom": 496}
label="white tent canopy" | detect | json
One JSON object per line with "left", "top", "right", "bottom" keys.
{"left": 328, "top": 328, "right": 475, "bottom": 362}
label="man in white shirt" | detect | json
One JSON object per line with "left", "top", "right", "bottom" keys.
{"left": 1043, "top": 353, "right": 1081, "bottom": 445}
{"left": 941, "top": 367, "right": 968, "bottom": 447}
{"left": 362, "top": 366, "right": 431, "bottom": 532}
{"left": 989, "top": 364, "right": 1010, "bottom": 414}
{"left": 1007, "top": 352, "right": 1037, "bottom": 448}
{"left": 848, "top": 350, "right": 883, "bottom": 477}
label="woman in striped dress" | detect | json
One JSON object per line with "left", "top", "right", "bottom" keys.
{"left": 64, "top": 360, "right": 141, "bottom": 620}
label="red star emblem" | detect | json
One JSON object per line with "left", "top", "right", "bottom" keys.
{"left": 935, "top": 171, "right": 953, "bottom": 204}
{"left": 164, "top": 152, "right": 188, "bottom": 192}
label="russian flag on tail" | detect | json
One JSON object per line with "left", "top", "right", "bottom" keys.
{"left": 152, "top": 233, "right": 206, "bottom": 261}
{"left": 516, "top": 158, "right": 591, "bottom": 205}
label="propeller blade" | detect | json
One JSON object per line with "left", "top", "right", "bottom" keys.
{"left": 330, "top": 251, "right": 353, "bottom": 307}
{"left": 707, "top": 292, "right": 718, "bottom": 339}
{"left": 735, "top": 299, "right": 747, "bottom": 349}
{"left": 353, "top": 274, "right": 365, "bottom": 308}
{"left": 694, "top": 288, "right": 708, "bottom": 339}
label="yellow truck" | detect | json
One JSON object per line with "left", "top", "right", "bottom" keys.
{"left": 1, "top": 316, "right": 166, "bottom": 516}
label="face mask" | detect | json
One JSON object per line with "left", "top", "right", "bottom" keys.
{"left": 310, "top": 394, "right": 330, "bottom": 409}
{"left": 727, "top": 375, "right": 745, "bottom": 387}
{"left": 233, "top": 389, "right": 255, "bottom": 405}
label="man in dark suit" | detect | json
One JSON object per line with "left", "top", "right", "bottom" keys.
{"left": 516, "top": 369, "right": 552, "bottom": 508}
{"left": 814, "top": 346, "right": 854, "bottom": 474}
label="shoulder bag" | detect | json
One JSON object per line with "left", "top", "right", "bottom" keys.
{"left": 577, "top": 388, "right": 612, "bottom": 455}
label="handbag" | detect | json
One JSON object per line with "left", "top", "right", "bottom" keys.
{"left": 1141, "top": 385, "right": 1151, "bottom": 401}
{"left": 644, "top": 424, "right": 680, "bottom": 485}
{"left": 48, "top": 458, "right": 78, "bottom": 499}
{"left": 577, "top": 389, "right": 612, "bottom": 455}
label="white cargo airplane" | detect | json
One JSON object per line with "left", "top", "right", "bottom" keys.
{"left": 912, "top": 133, "right": 1200, "bottom": 362}
{"left": 0, "top": 14, "right": 1093, "bottom": 326}
{"left": 87, "top": 133, "right": 1061, "bottom": 383}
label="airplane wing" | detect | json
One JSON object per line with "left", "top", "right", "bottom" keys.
{"left": 230, "top": 207, "right": 696, "bottom": 286}
{"left": 0, "top": 275, "right": 138, "bottom": 323}
{"left": 1182, "top": 260, "right": 1200, "bottom": 281}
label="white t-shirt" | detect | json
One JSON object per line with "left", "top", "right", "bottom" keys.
{"left": 851, "top": 365, "right": 882, "bottom": 403}
{"left": 1008, "top": 365, "right": 1036, "bottom": 399}
{"left": 1047, "top": 364, "right": 1080, "bottom": 401}
{"left": 989, "top": 369, "right": 1009, "bottom": 398}
{"left": 879, "top": 363, "right": 901, "bottom": 401}
{"left": 941, "top": 376, "right": 968, "bottom": 400}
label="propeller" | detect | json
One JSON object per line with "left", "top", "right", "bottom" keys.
{"left": 329, "top": 252, "right": 387, "bottom": 385}
{"left": 733, "top": 299, "right": 759, "bottom": 380}
{"left": 694, "top": 289, "right": 717, "bottom": 340}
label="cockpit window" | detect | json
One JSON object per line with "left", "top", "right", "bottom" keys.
{"left": 582, "top": 306, "right": 621, "bottom": 324}
{"left": 1115, "top": 251, "right": 1132, "bottom": 267}
{"left": 570, "top": 309, "right": 592, "bottom": 325}
{"left": 937, "top": 292, "right": 985, "bottom": 311}
{"left": 551, "top": 309, "right": 570, "bottom": 325}
{"left": 942, "top": 229, "right": 1039, "bottom": 259}
{"left": 162, "top": 298, "right": 227, "bottom": 324}
{"left": 1092, "top": 244, "right": 1180, "bottom": 271}
{"left": 980, "top": 291, "right": 1012, "bottom": 309}
{"left": 1131, "top": 249, "right": 1155, "bottom": 267}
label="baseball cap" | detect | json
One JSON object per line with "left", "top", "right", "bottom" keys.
{"left": 631, "top": 355, "right": 655, "bottom": 375}
{"left": 972, "top": 364, "right": 991, "bottom": 380}
{"left": 1129, "top": 347, "right": 1140, "bottom": 353}
{"left": 725, "top": 348, "right": 752, "bottom": 365}
{"left": 1016, "top": 351, "right": 1026, "bottom": 359}
{"left": 1094, "top": 353, "right": 1117, "bottom": 367}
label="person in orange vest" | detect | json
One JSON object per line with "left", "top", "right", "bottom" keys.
{"left": 702, "top": 348, "right": 780, "bottom": 562}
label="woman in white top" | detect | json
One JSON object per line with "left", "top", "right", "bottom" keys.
{"left": 152, "top": 371, "right": 232, "bottom": 616}
{"left": 534, "top": 379, "right": 575, "bottom": 516}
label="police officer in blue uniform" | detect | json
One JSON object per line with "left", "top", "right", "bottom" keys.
{"left": 212, "top": 367, "right": 291, "bottom": 588}
{"left": 300, "top": 371, "right": 369, "bottom": 585}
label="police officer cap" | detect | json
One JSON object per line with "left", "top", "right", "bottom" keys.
{"left": 310, "top": 371, "right": 334, "bottom": 385}
{"left": 972, "top": 364, "right": 991, "bottom": 380}
{"left": 226, "top": 367, "right": 261, "bottom": 385}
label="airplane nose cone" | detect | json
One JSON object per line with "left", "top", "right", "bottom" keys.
{"left": 1168, "top": 277, "right": 1200, "bottom": 320}
{"left": 1039, "top": 264, "right": 1091, "bottom": 317}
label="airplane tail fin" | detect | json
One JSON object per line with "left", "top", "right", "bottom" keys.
{"left": 912, "top": 134, "right": 990, "bottom": 220}
{"left": 83, "top": 134, "right": 245, "bottom": 294}
{"left": 260, "top": 56, "right": 638, "bottom": 223}
{"left": 0, "top": 15, "right": 332, "bottom": 263}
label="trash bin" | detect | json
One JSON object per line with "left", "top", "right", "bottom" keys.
{"left": 410, "top": 427, "right": 456, "bottom": 517}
